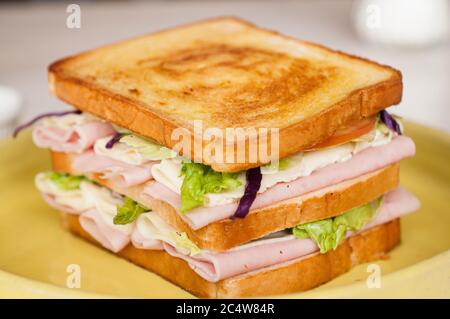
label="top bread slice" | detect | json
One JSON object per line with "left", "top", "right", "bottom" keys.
{"left": 48, "top": 17, "right": 402, "bottom": 172}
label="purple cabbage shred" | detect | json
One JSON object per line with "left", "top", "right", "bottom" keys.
{"left": 379, "top": 110, "right": 402, "bottom": 135}
{"left": 105, "top": 132, "right": 123, "bottom": 149}
{"left": 232, "top": 167, "right": 262, "bottom": 219}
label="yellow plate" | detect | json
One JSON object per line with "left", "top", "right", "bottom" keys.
{"left": 0, "top": 122, "right": 449, "bottom": 298}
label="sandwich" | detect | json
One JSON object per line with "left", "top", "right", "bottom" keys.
{"left": 17, "top": 17, "right": 420, "bottom": 298}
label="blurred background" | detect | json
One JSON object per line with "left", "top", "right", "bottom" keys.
{"left": 0, "top": 0, "right": 449, "bottom": 137}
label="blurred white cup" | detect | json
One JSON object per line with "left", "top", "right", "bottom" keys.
{"left": 353, "top": 0, "right": 450, "bottom": 47}
{"left": 0, "top": 85, "right": 22, "bottom": 139}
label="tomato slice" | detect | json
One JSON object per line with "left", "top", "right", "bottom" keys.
{"left": 306, "top": 117, "right": 376, "bottom": 151}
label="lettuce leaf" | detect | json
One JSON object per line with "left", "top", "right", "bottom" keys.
{"left": 293, "top": 197, "right": 382, "bottom": 253}
{"left": 334, "top": 198, "right": 381, "bottom": 230}
{"left": 261, "top": 158, "right": 291, "bottom": 174}
{"left": 114, "top": 196, "right": 150, "bottom": 225}
{"left": 293, "top": 219, "right": 347, "bottom": 253}
{"left": 46, "top": 172, "right": 86, "bottom": 190}
{"left": 120, "top": 134, "right": 177, "bottom": 160}
{"left": 180, "top": 162, "right": 242, "bottom": 213}
{"left": 172, "top": 231, "right": 201, "bottom": 255}
{"left": 111, "top": 124, "right": 132, "bottom": 134}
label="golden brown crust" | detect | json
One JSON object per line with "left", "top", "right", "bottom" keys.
{"left": 52, "top": 151, "right": 399, "bottom": 252}
{"left": 62, "top": 213, "right": 401, "bottom": 298}
{"left": 48, "top": 17, "right": 402, "bottom": 172}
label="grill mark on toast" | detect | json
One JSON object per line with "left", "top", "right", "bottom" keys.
{"left": 130, "top": 44, "right": 339, "bottom": 127}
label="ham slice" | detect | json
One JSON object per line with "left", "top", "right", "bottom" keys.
{"left": 131, "top": 230, "right": 164, "bottom": 250}
{"left": 41, "top": 193, "right": 80, "bottom": 215}
{"left": 79, "top": 209, "right": 131, "bottom": 253}
{"left": 161, "top": 188, "right": 420, "bottom": 282}
{"left": 72, "top": 151, "right": 154, "bottom": 187}
{"left": 142, "top": 136, "right": 416, "bottom": 229}
{"left": 50, "top": 187, "right": 417, "bottom": 281}
{"left": 32, "top": 122, "right": 115, "bottom": 153}
{"left": 162, "top": 236, "right": 316, "bottom": 282}
{"left": 361, "top": 187, "right": 420, "bottom": 231}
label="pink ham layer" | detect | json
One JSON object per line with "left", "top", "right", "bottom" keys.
{"left": 43, "top": 194, "right": 131, "bottom": 253}
{"left": 43, "top": 187, "right": 419, "bottom": 282}
{"left": 131, "top": 230, "right": 164, "bottom": 250}
{"left": 41, "top": 193, "right": 79, "bottom": 215}
{"left": 79, "top": 209, "right": 131, "bottom": 253}
{"left": 139, "top": 188, "right": 420, "bottom": 282}
{"left": 75, "top": 188, "right": 418, "bottom": 282}
{"left": 142, "top": 136, "right": 416, "bottom": 230}
{"left": 71, "top": 151, "right": 155, "bottom": 188}
{"left": 32, "top": 121, "right": 115, "bottom": 153}
{"left": 33, "top": 119, "right": 415, "bottom": 230}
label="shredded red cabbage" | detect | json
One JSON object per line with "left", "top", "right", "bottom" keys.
{"left": 232, "top": 167, "right": 262, "bottom": 219}
{"left": 380, "top": 110, "right": 402, "bottom": 135}
{"left": 13, "top": 110, "right": 82, "bottom": 138}
{"left": 105, "top": 132, "right": 123, "bottom": 149}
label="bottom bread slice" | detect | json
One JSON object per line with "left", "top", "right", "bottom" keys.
{"left": 61, "top": 213, "right": 400, "bottom": 298}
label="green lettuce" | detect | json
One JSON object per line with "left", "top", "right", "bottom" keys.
{"left": 376, "top": 116, "right": 393, "bottom": 136}
{"left": 293, "top": 197, "right": 383, "bottom": 253}
{"left": 120, "top": 134, "right": 177, "bottom": 160}
{"left": 180, "top": 162, "right": 242, "bottom": 213}
{"left": 293, "top": 219, "right": 347, "bottom": 253}
{"left": 172, "top": 231, "right": 201, "bottom": 255}
{"left": 114, "top": 196, "right": 150, "bottom": 225}
{"left": 262, "top": 158, "right": 291, "bottom": 172}
{"left": 46, "top": 172, "right": 86, "bottom": 190}
{"left": 111, "top": 124, "right": 132, "bottom": 135}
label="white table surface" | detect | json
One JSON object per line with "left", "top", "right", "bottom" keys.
{"left": 0, "top": 0, "right": 449, "bottom": 133}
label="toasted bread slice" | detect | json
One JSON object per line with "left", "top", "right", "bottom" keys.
{"left": 62, "top": 213, "right": 401, "bottom": 298}
{"left": 51, "top": 151, "right": 399, "bottom": 251}
{"left": 48, "top": 17, "right": 402, "bottom": 172}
